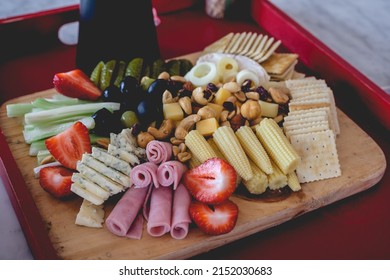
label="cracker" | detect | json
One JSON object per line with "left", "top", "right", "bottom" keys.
{"left": 225, "top": 32, "right": 241, "bottom": 54}
{"left": 285, "top": 77, "right": 324, "bottom": 88}
{"left": 248, "top": 35, "right": 268, "bottom": 58}
{"left": 257, "top": 40, "right": 282, "bottom": 63}
{"left": 228, "top": 32, "right": 247, "bottom": 54}
{"left": 240, "top": 32, "right": 258, "bottom": 56}
{"left": 261, "top": 53, "right": 299, "bottom": 75}
{"left": 270, "top": 60, "right": 298, "bottom": 81}
{"left": 291, "top": 71, "right": 306, "bottom": 80}
{"left": 204, "top": 32, "right": 234, "bottom": 53}
{"left": 234, "top": 32, "right": 252, "bottom": 55}
{"left": 288, "top": 97, "right": 330, "bottom": 111}
{"left": 285, "top": 121, "right": 329, "bottom": 139}
{"left": 290, "top": 130, "right": 341, "bottom": 183}
{"left": 283, "top": 115, "right": 328, "bottom": 127}
{"left": 246, "top": 34, "right": 264, "bottom": 57}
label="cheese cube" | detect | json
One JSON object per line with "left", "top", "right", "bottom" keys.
{"left": 259, "top": 100, "right": 279, "bottom": 118}
{"left": 196, "top": 118, "right": 219, "bottom": 137}
{"left": 163, "top": 102, "right": 184, "bottom": 121}
{"left": 205, "top": 103, "right": 224, "bottom": 120}
{"left": 214, "top": 88, "right": 232, "bottom": 105}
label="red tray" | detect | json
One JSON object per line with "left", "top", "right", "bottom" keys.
{"left": 0, "top": 0, "right": 389, "bottom": 259}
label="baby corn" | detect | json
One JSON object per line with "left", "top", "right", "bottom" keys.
{"left": 287, "top": 171, "right": 301, "bottom": 192}
{"left": 267, "top": 160, "right": 288, "bottom": 190}
{"left": 242, "top": 159, "right": 268, "bottom": 195}
{"left": 255, "top": 118, "right": 300, "bottom": 174}
{"left": 236, "top": 126, "right": 273, "bottom": 175}
{"left": 185, "top": 130, "right": 217, "bottom": 163}
{"left": 207, "top": 138, "right": 226, "bottom": 160}
{"left": 213, "top": 126, "right": 253, "bottom": 181}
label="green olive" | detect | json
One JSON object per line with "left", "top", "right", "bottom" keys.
{"left": 120, "top": 111, "right": 139, "bottom": 128}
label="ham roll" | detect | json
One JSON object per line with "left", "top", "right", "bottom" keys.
{"left": 146, "top": 140, "right": 172, "bottom": 165}
{"left": 105, "top": 186, "right": 149, "bottom": 239}
{"left": 157, "top": 160, "right": 188, "bottom": 190}
{"left": 170, "top": 183, "right": 192, "bottom": 239}
{"left": 130, "top": 162, "right": 160, "bottom": 188}
{"left": 147, "top": 186, "right": 172, "bottom": 237}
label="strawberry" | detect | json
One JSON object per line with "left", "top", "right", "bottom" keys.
{"left": 45, "top": 121, "right": 91, "bottom": 170}
{"left": 183, "top": 158, "right": 237, "bottom": 205}
{"left": 39, "top": 166, "right": 74, "bottom": 198}
{"left": 189, "top": 199, "right": 238, "bottom": 235}
{"left": 53, "top": 69, "right": 102, "bottom": 101}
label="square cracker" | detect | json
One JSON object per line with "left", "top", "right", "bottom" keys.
{"left": 261, "top": 53, "right": 299, "bottom": 75}
{"left": 290, "top": 130, "right": 341, "bottom": 183}
{"left": 204, "top": 32, "right": 234, "bottom": 53}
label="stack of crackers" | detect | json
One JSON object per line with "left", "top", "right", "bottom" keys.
{"left": 283, "top": 77, "right": 341, "bottom": 183}
{"left": 260, "top": 53, "right": 302, "bottom": 81}
{"left": 204, "top": 32, "right": 281, "bottom": 63}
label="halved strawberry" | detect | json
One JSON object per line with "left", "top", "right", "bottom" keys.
{"left": 45, "top": 121, "right": 91, "bottom": 170}
{"left": 189, "top": 199, "right": 238, "bottom": 235}
{"left": 39, "top": 166, "right": 74, "bottom": 198}
{"left": 53, "top": 69, "right": 102, "bottom": 100}
{"left": 183, "top": 158, "right": 237, "bottom": 205}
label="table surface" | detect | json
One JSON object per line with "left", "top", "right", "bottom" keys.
{"left": 0, "top": 0, "right": 389, "bottom": 260}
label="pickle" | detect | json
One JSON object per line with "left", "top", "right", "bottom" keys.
{"left": 99, "top": 60, "right": 116, "bottom": 91}
{"left": 90, "top": 61, "right": 105, "bottom": 86}
{"left": 113, "top": 60, "right": 126, "bottom": 87}
{"left": 125, "top": 58, "right": 143, "bottom": 82}
{"left": 150, "top": 58, "right": 165, "bottom": 79}
{"left": 165, "top": 59, "right": 181, "bottom": 76}
{"left": 142, "top": 63, "right": 151, "bottom": 78}
{"left": 179, "top": 59, "right": 194, "bottom": 76}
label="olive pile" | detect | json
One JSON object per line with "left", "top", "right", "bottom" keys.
{"left": 88, "top": 57, "right": 193, "bottom": 136}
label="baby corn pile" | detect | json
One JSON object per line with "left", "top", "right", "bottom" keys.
{"left": 185, "top": 118, "right": 302, "bottom": 195}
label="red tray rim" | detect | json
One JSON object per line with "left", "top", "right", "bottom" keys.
{"left": 0, "top": 0, "right": 389, "bottom": 259}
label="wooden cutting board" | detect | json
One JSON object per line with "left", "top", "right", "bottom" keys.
{"left": 0, "top": 84, "right": 386, "bottom": 260}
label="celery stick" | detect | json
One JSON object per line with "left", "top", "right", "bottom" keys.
{"left": 24, "top": 102, "right": 120, "bottom": 125}
{"left": 29, "top": 140, "right": 46, "bottom": 156}
{"left": 32, "top": 97, "right": 92, "bottom": 109}
{"left": 23, "top": 117, "right": 95, "bottom": 144}
{"left": 37, "top": 150, "right": 51, "bottom": 165}
{"left": 6, "top": 103, "right": 34, "bottom": 117}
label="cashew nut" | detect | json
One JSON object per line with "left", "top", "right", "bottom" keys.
{"left": 178, "top": 96, "right": 192, "bottom": 115}
{"left": 147, "top": 119, "right": 175, "bottom": 140}
{"left": 174, "top": 114, "right": 201, "bottom": 140}
{"left": 269, "top": 87, "right": 289, "bottom": 104}
{"left": 223, "top": 81, "right": 240, "bottom": 93}
{"left": 162, "top": 90, "right": 176, "bottom": 104}
{"left": 197, "top": 106, "right": 216, "bottom": 120}
{"left": 136, "top": 132, "right": 155, "bottom": 148}
{"left": 158, "top": 71, "right": 170, "bottom": 80}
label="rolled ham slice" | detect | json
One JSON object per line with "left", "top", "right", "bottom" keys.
{"left": 170, "top": 183, "right": 192, "bottom": 239}
{"left": 147, "top": 186, "right": 172, "bottom": 237}
{"left": 105, "top": 186, "right": 149, "bottom": 239}
{"left": 146, "top": 140, "right": 172, "bottom": 165}
{"left": 157, "top": 160, "right": 188, "bottom": 190}
{"left": 130, "top": 162, "right": 160, "bottom": 188}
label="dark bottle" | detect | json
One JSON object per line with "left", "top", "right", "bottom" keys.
{"left": 76, "top": 0, "right": 160, "bottom": 75}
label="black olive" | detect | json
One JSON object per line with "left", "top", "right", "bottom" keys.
{"left": 91, "top": 108, "right": 123, "bottom": 136}
{"left": 119, "top": 76, "right": 139, "bottom": 96}
{"left": 101, "top": 84, "right": 123, "bottom": 103}
{"left": 136, "top": 99, "right": 163, "bottom": 130}
{"left": 147, "top": 79, "right": 169, "bottom": 103}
